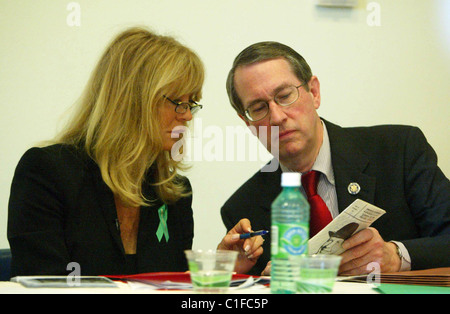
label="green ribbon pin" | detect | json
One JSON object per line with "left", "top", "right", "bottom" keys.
{"left": 156, "top": 204, "right": 169, "bottom": 242}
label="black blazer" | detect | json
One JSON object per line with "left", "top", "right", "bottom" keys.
{"left": 222, "top": 120, "right": 450, "bottom": 275}
{"left": 8, "top": 144, "right": 194, "bottom": 277}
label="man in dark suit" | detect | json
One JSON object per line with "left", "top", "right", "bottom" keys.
{"left": 221, "top": 41, "right": 450, "bottom": 276}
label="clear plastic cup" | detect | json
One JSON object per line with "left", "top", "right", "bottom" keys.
{"left": 296, "top": 254, "right": 342, "bottom": 293}
{"left": 185, "top": 249, "right": 238, "bottom": 293}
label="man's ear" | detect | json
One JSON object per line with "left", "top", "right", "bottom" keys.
{"left": 308, "top": 76, "right": 321, "bottom": 110}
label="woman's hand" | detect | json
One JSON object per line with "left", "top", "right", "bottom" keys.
{"left": 217, "top": 218, "right": 264, "bottom": 274}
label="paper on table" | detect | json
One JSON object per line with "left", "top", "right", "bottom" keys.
{"left": 127, "top": 277, "right": 267, "bottom": 290}
{"left": 379, "top": 268, "right": 450, "bottom": 287}
{"left": 338, "top": 268, "right": 450, "bottom": 288}
{"left": 308, "top": 199, "right": 386, "bottom": 255}
{"left": 119, "top": 273, "right": 269, "bottom": 290}
{"left": 127, "top": 279, "right": 190, "bottom": 290}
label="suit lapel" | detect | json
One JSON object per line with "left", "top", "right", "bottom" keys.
{"left": 86, "top": 158, "right": 125, "bottom": 255}
{"left": 324, "top": 120, "right": 376, "bottom": 212}
{"left": 259, "top": 165, "right": 282, "bottom": 212}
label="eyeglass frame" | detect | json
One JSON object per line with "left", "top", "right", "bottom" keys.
{"left": 163, "top": 95, "right": 203, "bottom": 115}
{"left": 243, "top": 84, "right": 304, "bottom": 122}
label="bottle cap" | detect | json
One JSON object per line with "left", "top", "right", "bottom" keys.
{"left": 281, "top": 172, "right": 300, "bottom": 187}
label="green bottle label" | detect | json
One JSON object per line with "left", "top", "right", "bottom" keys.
{"left": 271, "top": 223, "right": 309, "bottom": 258}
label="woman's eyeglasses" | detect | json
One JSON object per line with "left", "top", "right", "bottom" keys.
{"left": 164, "top": 95, "right": 203, "bottom": 115}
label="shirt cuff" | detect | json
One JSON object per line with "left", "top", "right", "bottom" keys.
{"left": 391, "top": 241, "right": 412, "bottom": 271}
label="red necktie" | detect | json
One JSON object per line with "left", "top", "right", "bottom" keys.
{"left": 301, "top": 170, "right": 333, "bottom": 237}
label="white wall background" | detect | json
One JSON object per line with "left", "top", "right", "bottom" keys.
{"left": 1, "top": 0, "right": 449, "bottom": 250}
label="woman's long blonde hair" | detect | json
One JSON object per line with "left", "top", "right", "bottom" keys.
{"left": 53, "top": 27, "right": 204, "bottom": 207}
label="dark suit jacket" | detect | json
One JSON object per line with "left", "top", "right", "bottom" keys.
{"left": 221, "top": 120, "right": 450, "bottom": 275}
{"left": 8, "top": 144, "right": 194, "bottom": 277}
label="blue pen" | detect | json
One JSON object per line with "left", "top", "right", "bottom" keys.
{"left": 239, "top": 230, "right": 269, "bottom": 239}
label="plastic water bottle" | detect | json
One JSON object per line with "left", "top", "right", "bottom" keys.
{"left": 271, "top": 172, "right": 310, "bottom": 294}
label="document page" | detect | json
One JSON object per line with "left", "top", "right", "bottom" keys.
{"left": 308, "top": 199, "right": 386, "bottom": 255}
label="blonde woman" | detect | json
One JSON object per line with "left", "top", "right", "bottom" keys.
{"left": 8, "top": 27, "right": 206, "bottom": 276}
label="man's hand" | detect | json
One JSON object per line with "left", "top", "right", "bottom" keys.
{"left": 217, "top": 218, "right": 264, "bottom": 274}
{"left": 339, "top": 227, "right": 401, "bottom": 275}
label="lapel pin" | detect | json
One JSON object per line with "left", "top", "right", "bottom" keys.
{"left": 347, "top": 182, "right": 361, "bottom": 195}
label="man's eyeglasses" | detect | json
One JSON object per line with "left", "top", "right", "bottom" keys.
{"left": 164, "top": 95, "right": 203, "bottom": 115}
{"left": 244, "top": 84, "right": 303, "bottom": 122}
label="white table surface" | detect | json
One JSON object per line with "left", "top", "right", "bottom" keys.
{"left": 0, "top": 280, "right": 378, "bottom": 294}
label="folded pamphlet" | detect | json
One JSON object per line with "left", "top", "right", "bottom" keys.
{"left": 309, "top": 199, "right": 386, "bottom": 255}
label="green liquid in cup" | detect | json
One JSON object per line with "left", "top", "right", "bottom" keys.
{"left": 190, "top": 270, "right": 232, "bottom": 292}
{"left": 296, "top": 268, "right": 337, "bottom": 293}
